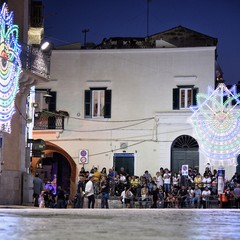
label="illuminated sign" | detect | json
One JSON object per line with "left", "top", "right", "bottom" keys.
{"left": 0, "top": 3, "right": 22, "bottom": 133}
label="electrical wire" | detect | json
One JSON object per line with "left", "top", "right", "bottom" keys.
{"left": 71, "top": 139, "right": 149, "bottom": 159}
{"left": 70, "top": 126, "right": 194, "bottom": 158}
{"left": 42, "top": 110, "right": 154, "bottom": 123}
{"left": 15, "top": 103, "right": 27, "bottom": 121}
{"left": 63, "top": 118, "right": 153, "bottom": 133}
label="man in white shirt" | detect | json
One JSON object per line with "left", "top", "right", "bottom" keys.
{"left": 85, "top": 174, "right": 95, "bottom": 208}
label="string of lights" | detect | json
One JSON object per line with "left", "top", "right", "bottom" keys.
{"left": 189, "top": 83, "right": 240, "bottom": 165}
{"left": 0, "top": 3, "right": 22, "bottom": 133}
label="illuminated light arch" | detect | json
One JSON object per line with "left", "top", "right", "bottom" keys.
{"left": 0, "top": 3, "right": 22, "bottom": 133}
{"left": 188, "top": 83, "right": 240, "bottom": 166}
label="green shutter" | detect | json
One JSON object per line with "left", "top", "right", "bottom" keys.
{"left": 48, "top": 91, "right": 56, "bottom": 111}
{"left": 193, "top": 88, "right": 199, "bottom": 106}
{"left": 85, "top": 90, "right": 91, "bottom": 118}
{"left": 173, "top": 88, "right": 179, "bottom": 110}
{"left": 104, "top": 90, "right": 112, "bottom": 118}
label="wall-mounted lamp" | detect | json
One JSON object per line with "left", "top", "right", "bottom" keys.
{"left": 40, "top": 40, "right": 54, "bottom": 52}
{"left": 32, "top": 102, "right": 39, "bottom": 108}
{"left": 34, "top": 112, "right": 40, "bottom": 118}
{"left": 43, "top": 89, "right": 52, "bottom": 98}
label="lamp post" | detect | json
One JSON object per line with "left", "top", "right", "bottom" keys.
{"left": 146, "top": 0, "right": 151, "bottom": 37}
{"left": 82, "top": 28, "right": 90, "bottom": 46}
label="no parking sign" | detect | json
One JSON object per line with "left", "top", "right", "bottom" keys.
{"left": 79, "top": 149, "right": 89, "bottom": 164}
{"left": 182, "top": 165, "right": 188, "bottom": 176}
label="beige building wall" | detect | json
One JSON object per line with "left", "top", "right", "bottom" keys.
{"left": 33, "top": 46, "right": 238, "bottom": 179}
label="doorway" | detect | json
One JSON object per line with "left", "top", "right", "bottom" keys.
{"left": 113, "top": 153, "right": 134, "bottom": 176}
{"left": 32, "top": 141, "right": 76, "bottom": 197}
{"left": 171, "top": 135, "right": 199, "bottom": 174}
{"left": 36, "top": 152, "right": 71, "bottom": 193}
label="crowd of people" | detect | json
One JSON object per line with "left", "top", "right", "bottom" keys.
{"left": 33, "top": 165, "right": 240, "bottom": 209}
{"left": 74, "top": 165, "right": 240, "bottom": 209}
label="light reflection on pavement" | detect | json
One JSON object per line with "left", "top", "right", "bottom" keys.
{"left": 0, "top": 208, "right": 240, "bottom": 240}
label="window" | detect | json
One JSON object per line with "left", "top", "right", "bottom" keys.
{"left": 85, "top": 88, "right": 112, "bottom": 118}
{"left": 180, "top": 88, "right": 192, "bottom": 109}
{"left": 173, "top": 86, "right": 198, "bottom": 110}
{"left": 35, "top": 89, "right": 56, "bottom": 112}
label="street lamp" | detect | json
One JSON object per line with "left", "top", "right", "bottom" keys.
{"left": 82, "top": 28, "right": 90, "bottom": 46}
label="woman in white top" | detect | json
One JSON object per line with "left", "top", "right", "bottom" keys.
{"left": 156, "top": 172, "right": 163, "bottom": 189}
{"left": 202, "top": 173, "right": 212, "bottom": 189}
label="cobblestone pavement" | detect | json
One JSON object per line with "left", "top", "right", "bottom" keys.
{"left": 0, "top": 208, "right": 240, "bottom": 240}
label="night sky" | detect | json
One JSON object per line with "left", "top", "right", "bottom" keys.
{"left": 42, "top": 0, "right": 240, "bottom": 85}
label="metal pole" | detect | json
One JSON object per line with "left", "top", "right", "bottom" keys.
{"left": 82, "top": 29, "right": 90, "bottom": 46}
{"left": 146, "top": 0, "right": 151, "bottom": 37}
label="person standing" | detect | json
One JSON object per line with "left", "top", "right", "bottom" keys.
{"left": 56, "top": 186, "right": 66, "bottom": 208}
{"left": 151, "top": 184, "right": 159, "bottom": 208}
{"left": 101, "top": 176, "right": 110, "bottom": 208}
{"left": 233, "top": 184, "right": 240, "bottom": 208}
{"left": 93, "top": 167, "right": 101, "bottom": 194}
{"left": 163, "top": 168, "right": 171, "bottom": 194}
{"left": 75, "top": 175, "right": 85, "bottom": 208}
{"left": 33, "top": 172, "right": 43, "bottom": 207}
{"left": 85, "top": 174, "right": 95, "bottom": 208}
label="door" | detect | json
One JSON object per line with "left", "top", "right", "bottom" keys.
{"left": 171, "top": 150, "right": 199, "bottom": 174}
{"left": 113, "top": 153, "right": 134, "bottom": 176}
{"left": 171, "top": 135, "right": 199, "bottom": 174}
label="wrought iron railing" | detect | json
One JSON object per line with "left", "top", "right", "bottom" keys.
{"left": 20, "top": 42, "right": 50, "bottom": 79}
{"left": 33, "top": 112, "right": 64, "bottom": 130}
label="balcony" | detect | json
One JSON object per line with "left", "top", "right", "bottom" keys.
{"left": 33, "top": 111, "right": 65, "bottom": 130}
{"left": 20, "top": 42, "right": 50, "bottom": 79}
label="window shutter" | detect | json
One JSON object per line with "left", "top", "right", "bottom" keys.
{"left": 85, "top": 90, "right": 91, "bottom": 118}
{"left": 172, "top": 88, "right": 179, "bottom": 110}
{"left": 48, "top": 91, "right": 56, "bottom": 111}
{"left": 193, "top": 88, "right": 199, "bottom": 106}
{"left": 104, "top": 90, "right": 112, "bottom": 118}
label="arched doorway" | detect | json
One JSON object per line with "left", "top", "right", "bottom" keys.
{"left": 31, "top": 141, "right": 77, "bottom": 197}
{"left": 171, "top": 135, "right": 199, "bottom": 174}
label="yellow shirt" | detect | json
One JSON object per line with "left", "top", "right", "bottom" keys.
{"left": 93, "top": 171, "right": 101, "bottom": 182}
{"left": 194, "top": 176, "right": 202, "bottom": 188}
{"left": 130, "top": 179, "right": 138, "bottom": 188}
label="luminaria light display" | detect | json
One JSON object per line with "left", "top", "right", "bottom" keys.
{"left": 0, "top": 3, "right": 22, "bottom": 133}
{"left": 189, "top": 83, "right": 240, "bottom": 166}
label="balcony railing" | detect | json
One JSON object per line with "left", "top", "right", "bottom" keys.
{"left": 33, "top": 112, "right": 65, "bottom": 130}
{"left": 20, "top": 42, "right": 50, "bottom": 79}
